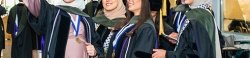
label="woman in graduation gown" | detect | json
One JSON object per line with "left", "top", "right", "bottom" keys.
{"left": 7, "top": 0, "right": 38, "bottom": 58}
{"left": 163, "top": 0, "right": 222, "bottom": 58}
{"left": 113, "top": 0, "right": 158, "bottom": 57}
{"left": 92, "top": 0, "right": 126, "bottom": 57}
{"left": 23, "top": 0, "right": 100, "bottom": 58}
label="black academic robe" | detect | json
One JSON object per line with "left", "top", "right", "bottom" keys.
{"left": 157, "top": 22, "right": 176, "bottom": 51}
{"left": 167, "top": 5, "right": 215, "bottom": 58}
{"left": 92, "top": 14, "right": 125, "bottom": 58}
{"left": 0, "top": 5, "right": 5, "bottom": 50}
{"left": 7, "top": 3, "right": 37, "bottom": 58}
{"left": 27, "top": 0, "right": 100, "bottom": 58}
{"left": 114, "top": 16, "right": 158, "bottom": 58}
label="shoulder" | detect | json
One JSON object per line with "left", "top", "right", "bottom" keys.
{"left": 92, "top": 14, "right": 107, "bottom": 23}
{"left": 185, "top": 8, "right": 214, "bottom": 24}
{"left": 138, "top": 20, "right": 156, "bottom": 32}
{"left": 185, "top": 8, "right": 213, "bottom": 20}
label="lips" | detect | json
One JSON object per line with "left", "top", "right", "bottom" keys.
{"left": 106, "top": 3, "right": 112, "bottom": 6}
{"left": 128, "top": 2, "right": 133, "bottom": 6}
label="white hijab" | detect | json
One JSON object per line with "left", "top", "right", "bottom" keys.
{"left": 182, "top": 0, "right": 212, "bottom": 9}
{"left": 53, "top": 0, "right": 86, "bottom": 10}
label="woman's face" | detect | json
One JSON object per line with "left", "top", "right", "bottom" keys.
{"left": 127, "top": 0, "right": 141, "bottom": 15}
{"left": 183, "top": 0, "right": 193, "bottom": 4}
{"left": 102, "top": 0, "right": 119, "bottom": 11}
{"left": 64, "top": 0, "right": 75, "bottom": 3}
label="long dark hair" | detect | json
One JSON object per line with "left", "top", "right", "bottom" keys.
{"left": 114, "top": 0, "right": 152, "bottom": 36}
{"left": 154, "top": 11, "right": 160, "bottom": 34}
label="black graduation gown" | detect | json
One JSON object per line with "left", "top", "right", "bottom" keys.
{"left": 167, "top": 6, "right": 215, "bottom": 58}
{"left": 157, "top": 5, "right": 191, "bottom": 51}
{"left": 114, "top": 16, "right": 158, "bottom": 58}
{"left": 7, "top": 3, "right": 37, "bottom": 58}
{"left": 0, "top": 5, "right": 6, "bottom": 50}
{"left": 27, "top": 0, "right": 100, "bottom": 58}
{"left": 157, "top": 22, "right": 176, "bottom": 51}
{"left": 92, "top": 14, "right": 124, "bottom": 58}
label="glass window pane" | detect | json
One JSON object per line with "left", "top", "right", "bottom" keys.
{"left": 223, "top": 0, "right": 250, "bottom": 34}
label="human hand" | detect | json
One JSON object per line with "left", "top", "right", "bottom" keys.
{"left": 168, "top": 32, "right": 178, "bottom": 44}
{"left": 152, "top": 49, "right": 166, "bottom": 58}
{"left": 85, "top": 43, "right": 97, "bottom": 57}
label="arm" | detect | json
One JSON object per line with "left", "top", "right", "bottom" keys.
{"left": 134, "top": 25, "right": 157, "bottom": 58}
{"left": 190, "top": 21, "right": 214, "bottom": 58}
{"left": 6, "top": 6, "right": 16, "bottom": 34}
{"left": 163, "top": 22, "right": 174, "bottom": 34}
{"left": 88, "top": 17, "right": 103, "bottom": 57}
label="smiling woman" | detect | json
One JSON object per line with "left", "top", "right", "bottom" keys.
{"left": 102, "top": 0, "right": 118, "bottom": 11}
{"left": 112, "top": 0, "right": 158, "bottom": 57}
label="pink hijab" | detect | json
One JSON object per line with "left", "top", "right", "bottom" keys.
{"left": 103, "top": 0, "right": 126, "bottom": 19}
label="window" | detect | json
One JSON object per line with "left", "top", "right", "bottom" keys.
{"left": 222, "top": 0, "right": 250, "bottom": 34}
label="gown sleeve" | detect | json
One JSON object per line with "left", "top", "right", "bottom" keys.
{"left": 86, "top": 17, "right": 103, "bottom": 57}
{"left": 7, "top": 6, "right": 16, "bottom": 34}
{"left": 133, "top": 24, "right": 157, "bottom": 58}
{"left": 164, "top": 22, "right": 175, "bottom": 34}
{"left": 189, "top": 21, "right": 214, "bottom": 58}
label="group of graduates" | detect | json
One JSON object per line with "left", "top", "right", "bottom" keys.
{"left": 0, "top": 0, "right": 225, "bottom": 58}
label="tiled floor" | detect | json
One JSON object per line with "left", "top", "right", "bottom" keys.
{"left": 1, "top": 39, "right": 42, "bottom": 58}
{"left": 2, "top": 39, "right": 11, "bottom": 58}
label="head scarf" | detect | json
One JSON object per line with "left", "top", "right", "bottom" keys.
{"left": 103, "top": 0, "right": 126, "bottom": 19}
{"left": 54, "top": 0, "right": 86, "bottom": 10}
{"left": 182, "top": 0, "right": 212, "bottom": 9}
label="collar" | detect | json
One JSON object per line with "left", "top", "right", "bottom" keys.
{"left": 93, "top": 14, "right": 124, "bottom": 27}
{"left": 173, "top": 4, "right": 191, "bottom": 12}
{"left": 129, "top": 16, "right": 139, "bottom": 24}
{"left": 128, "top": 16, "right": 155, "bottom": 27}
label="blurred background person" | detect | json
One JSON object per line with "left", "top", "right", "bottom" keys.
{"left": 0, "top": 1, "right": 6, "bottom": 58}
{"left": 7, "top": 0, "right": 39, "bottom": 58}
